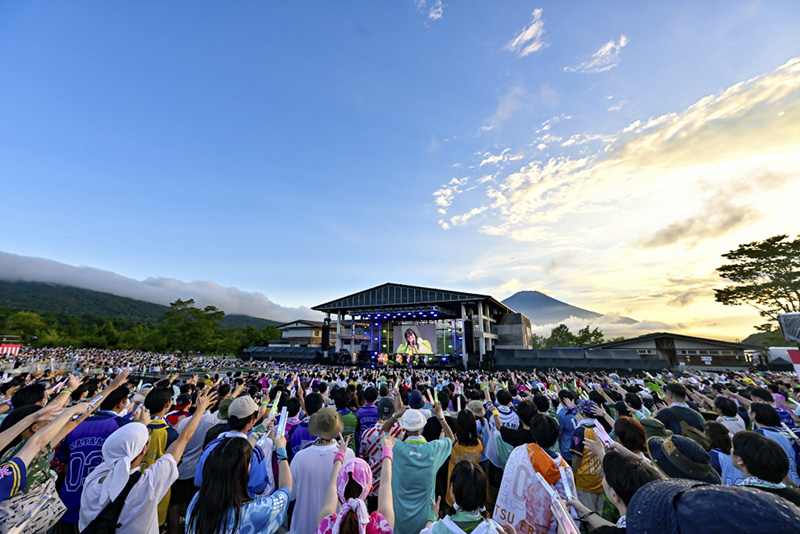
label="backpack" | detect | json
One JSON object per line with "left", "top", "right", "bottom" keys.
{"left": 670, "top": 408, "right": 711, "bottom": 450}
{"left": 80, "top": 471, "right": 142, "bottom": 534}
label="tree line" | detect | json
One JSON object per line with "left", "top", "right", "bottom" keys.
{"left": 0, "top": 298, "right": 282, "bottom": 356}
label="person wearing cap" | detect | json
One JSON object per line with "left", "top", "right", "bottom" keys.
{"left": 165, "top": 393, "right": 192, "bottom": 427}
{"left": 203, "top": 396, "right": 234, "bottom": 447}
{"left": 195, "top": 395, "right": 275, "bottom": 499}
{"left": 646, "top": 434, "right": 721, "bottom": 484}
{"left": 289, "top": 407, "right": 356, "bottom": 534}
{"left": 361, "top": 395, "right": 405, "bottom": 512}
{"left": 567, "top": 399, "right": 608, "bottom": 519}
{"left": 731, "top": 431, "right": 800, "bottom": 506}
{"left": 625, "top": 478, "right": 800, "bottom": 534}
{"left": 382, "top": 402, "right": 454, "bottom": 534}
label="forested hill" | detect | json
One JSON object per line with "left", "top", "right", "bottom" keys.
{"left": 0, "top": 281, "right": 280, "bottom": 329}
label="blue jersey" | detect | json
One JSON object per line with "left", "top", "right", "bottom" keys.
{"left": 557, "top": 407, "right": 578, "bottom": 461}
{"left": 55, "top": 411, "right": 129, "bottom": 523}
{"left": 288, "top": 420, "right": 315, "bottom": 459}
{"left": 196, "top": 431, "right": 273, "bottom": 498}
{"left": 357, "top": 405, "right": 379, "bottom": 438}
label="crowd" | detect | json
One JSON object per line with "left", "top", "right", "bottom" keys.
{"left": 0, "top": 355, "right": 799, "bottom": 533}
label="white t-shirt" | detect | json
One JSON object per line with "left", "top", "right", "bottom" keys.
{"left": 288, "top": 444, "right": 355, "bottom": 534}
{"left": 79, "top": 453, "right": 178, "bottom": 534}
{"left": 177, "top": 413, "right": 218, "bottom": 480}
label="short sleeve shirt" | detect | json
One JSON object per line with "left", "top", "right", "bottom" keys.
{"left": 0, "top": 458, "right": 26, "bottom": 502}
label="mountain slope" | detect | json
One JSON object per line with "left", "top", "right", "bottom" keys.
{"left": 502, "top": 290, "right": 637, "bottom": 325}
{"left": 0, "top": 281, "right": 280, "bottom": 328}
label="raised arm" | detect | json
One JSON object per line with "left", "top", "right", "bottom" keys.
{"left": 317, "top": 434, "right": 351, "bottom": 525}
{"left": 165, "top": 388, "right": 217, "bottom": 464}
{"left": 434, "top": 404, "right": 455, "bottom": 443}
{"left": 16, "top": 403, "right": 90, "bottom": 467}
{"left": 378, "top": 433, "right": 396, "bottom": 527}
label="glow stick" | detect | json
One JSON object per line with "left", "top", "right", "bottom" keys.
{"left": 72, "top": 394, "right": 104, "bottom": 420}
{"left": 592, "top": 423, "right": 614, "bottom": 448}
{"left": 8, "top": 492, "right": 54, "bottom": 534}
{"left": 276, "top": 406, "right": 289, "bottom": 438}
{"left": 782, "top": 422, "right": 799, "bottom": 441}
{"left": 270, "top": 391, "right": 282, "bottom": 415}
{"left": 787, "top": 397, "right": 799, "bottom": 406}
{"left": 456, "top": 396, "right": 461, "bottom": 412}
{"left": 136, "top": 379, "right": 143, "bottom": 390}
{"left": 558, "top": 466, "right": 573, "bottom": 500}
{"left": 434, "top": 390, "right": 439, "bottom": 404}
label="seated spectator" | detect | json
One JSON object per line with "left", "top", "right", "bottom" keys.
{"left": 186, "top": 433, "right": 292, "bottom": 534}
{"left": 315, "top": 434, "right": 396, "bottom": 534}
{"left": 713, "top": 396, "right": 745, "bottom": 436}
{"left": 749, "top": 403, "right": 800, "bottom": 485}
{"left": 613, "top": 417, "right": 649, "bottom": 461}
{"left": 731, "top": 431, "right": 800, "bottom": 506}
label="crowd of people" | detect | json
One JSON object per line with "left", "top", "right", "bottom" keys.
{"left": 1, "top": 352, "right": 800, "bottom": 533}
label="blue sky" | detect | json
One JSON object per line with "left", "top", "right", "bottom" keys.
{"left": 1, "top": 1, "right": 799, "bottom": 339}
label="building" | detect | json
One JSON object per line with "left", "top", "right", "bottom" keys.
{"left": 590, "top": 332, "right": 762, "bottom": 369}
{"left": 275, "top": 320, "right": 326, "bottom": 347}
{"left": 312, "top": 282, "right": 531, "bottom": 368}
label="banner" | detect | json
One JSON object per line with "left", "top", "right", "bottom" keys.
{"left": 789, "top": 350, "right": 800, "bottom": 383}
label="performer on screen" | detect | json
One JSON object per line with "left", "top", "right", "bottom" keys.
{"left": 396, "top": 327, "right": 433, "bottom": 355}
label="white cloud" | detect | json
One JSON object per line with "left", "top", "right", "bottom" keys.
{"left": 413, "top": 0, "right": 444, "bottom": 22}
{"left": 479, "top": 148, "right": 524, "bottom": 167}
{"left": 505, "top": 9, "right": 548, "bottom": 57}
{"left": 0, "top": 251, "right": 319, "bottom": 322}
{"left": 436, "top": 57, "right": 800, "bottom": 339}
{"left": 565, "top": 35, "right": 629, "bottom": 73}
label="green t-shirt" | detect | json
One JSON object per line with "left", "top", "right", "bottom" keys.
{"left": 391, "top": 437, "right": 453, "bottom": 534}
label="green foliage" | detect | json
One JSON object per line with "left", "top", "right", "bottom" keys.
{"left": 543, "top": 324, "right": 605, "bottom": 348}
{"left": 160, "top": 299, "right": 225, "bottom": 355}
{"left": 714, "top": 234, "right": 800, "bottom": 330}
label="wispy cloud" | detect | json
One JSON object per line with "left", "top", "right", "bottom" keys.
{"left": 414, "top": 0, "right": 444, "bottom": 22}
{"left": 479, "top": 148, "right": 524, "bottom": 167}
{"left": 0, "top": 251, "right": 319, "bottom": 322}
{"left": 565, "top": 35, "right": 629, "bottom": 73}
{"left": 436, "top": 57, "right": 800, "bottom": 339}
{"left": 505, "top": 9, "right": 548, "bottom": 57}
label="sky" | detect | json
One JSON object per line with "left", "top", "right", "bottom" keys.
{"left": 1, "top": 1, "right": 799, "bottom": 340}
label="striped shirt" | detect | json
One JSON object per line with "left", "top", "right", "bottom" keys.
{"left": 0, "top": 458, "right": 25, "bottom": 502}
{"left": 360, "top": 421, "right": 405, "bottom": 497}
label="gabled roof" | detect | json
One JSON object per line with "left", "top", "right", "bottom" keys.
{"left": 276, "top": 319, "right": 326, "bottom": 329}
{"left": 313, "top": 282, "right": 515, "bottom": 314}
{"left": 589, "top": 332, "right": 762, "bottom": 351}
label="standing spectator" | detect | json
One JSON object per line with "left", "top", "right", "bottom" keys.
{"left": 289, "top": 408, "right": 355, "bottom": 534}
{"left": 361, "top": 394, "right": 404, "bottom": 511}
{"left": 315, "top": 434, "right": 397, "bottom": 534}
{"left": 713, "top": 396, "right": 746, "bottom": 437}
{"left": 446, "top": 410, "right": 483, "bottom": 506}
{"left": 569, "top": 400, "right": 605, "bottom": 518}
{"left": 383, "top": 404, "right": 454, "bottom": 534}
{"left": 186, "top": 433, "right": 292, "bottom": 534}
{"left": 357, "top": 387, "right": 380, "bottom": 438}
{"left": 705, "top": 421, "right": 744, "bottom": 485}
{"left": 654, "top": 383, "right": 706, "bottom": 436}
{"left": 140, "top": 386, "right": 179, "bottom": 528}
{"left": 54, "top": 386, "right": 131, "bottom": 533}
{"left": 79, "top": 389, "right": 215, "bottom": 534}
{"left": 334, "top": 388, "right": 361, "bottom": 454}
{"left": 557, "top": 391, "right": 578, "bottom": 461}
{"left": 288, "top": 392, "right": 324, "bottom": 459}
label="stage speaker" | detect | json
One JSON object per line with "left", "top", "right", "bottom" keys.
{"left": 464, "top": 319, "right": 475, "bottom": 355}
{"left": 322, "top": 321, "right": 331, "bottom": 351}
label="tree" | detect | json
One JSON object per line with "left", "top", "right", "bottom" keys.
{"left": 714, "top": 235, "right": 800, "bottom": 331}
{"left": 546, "top": 324, "right": 577, "bottom": 348}
{"left": 6, "top": 311, "right": 47, "bottom": 342}
{"left": 160, "top": 299, "right": 225, "bottom": 355}
{"left": 575, "top": 325, "right": 605, "bottom": 347}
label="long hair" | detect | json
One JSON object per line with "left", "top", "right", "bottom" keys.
{"left": 705, "top": 421, "right": 732, "bottom": 452}
{"left": 456, "top": 409, "right": 479, "bottom": 447}
{"left": 188, "top": 437, "right": 252, "bottom": 534}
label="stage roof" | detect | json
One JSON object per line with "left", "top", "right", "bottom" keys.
{"left": 312, "top": 282, "right": 515, "bottom": 315}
